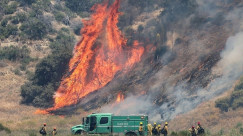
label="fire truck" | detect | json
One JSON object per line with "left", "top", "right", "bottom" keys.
{"left": 71, "top": 113, "right": 148, "bottom": 135}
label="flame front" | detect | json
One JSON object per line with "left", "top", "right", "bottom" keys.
{"left": 116, "top": 92, "right": 124, "bottom": 103}
{"left": 40, "top": 0, "right": 144, "bottom": 113}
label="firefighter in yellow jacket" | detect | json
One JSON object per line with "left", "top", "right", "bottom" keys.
{"left": 51, "top": 127, "right": 57, "bottom": 136}
{"left": 147, "top": 123, "right": 153, "bottom": 136}
{"left": 139, "top": 122, "right": 144, "bottom": 136}
{"left": 189, "top": 126, "right": 197, "bottom": 136}
{"left": 161, "top": 122, "right": 168, "bottom": 136}
{"left": 156, "top": 124, "right": 162, "bottom": 136}
{"left": 152, "top": 122, "right": 158, "bottom": 136}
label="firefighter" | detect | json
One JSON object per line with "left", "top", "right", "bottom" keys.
{"left": 51, "top": 127, "right": 57, "bottom": 136}
{"left": 39, "top": 123, "right": 47, "bottom": 136}
{"left": 156, "top": 124, "right": 162, "bottom": 136}
{"left": 139, "top": 122, "right": 144, "bottom": 136}
{"left": 148, "top": 123, "right": 153, "bottom": 136}
{"left": 152, "top": 122, "right": 158, "bottom": 136}
{"left": 161, "top": 122, "right": 168, "bottom": 136}
{"left": 197, "top": 122, "right": 205, "bottom": 135}
{"left": 189, "top": 126, "right": 197, "bottom": 136}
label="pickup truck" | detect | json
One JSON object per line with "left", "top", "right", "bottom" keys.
{"left": 71, "top": 113, "right": 148, "bottom": 136}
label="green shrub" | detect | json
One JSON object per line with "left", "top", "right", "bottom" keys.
{"left": 170, "top": 131, "right": 178, "bottom": 136}
{"left": 178, "top": 130, "right": 190, "bottom": 136}
{"left": 240, "top": 127, "right": 243, "bottom": 134}
{"left": 0, "top": 45, "right": 31, "bottom": 62}
{"left": 54, "top": 11, "right": 65, "bottom": 22}
{"left": 11, "top": 16, "right": 20, "bottom": 24}
{"left": 4, "top": 1, "right": 18, "bottom": 14}
{"left": 1, "top": 18, "right": 8, "bottom": 27}
{"left": 0, "top": 123, "right": 11, "bottom": 134}
{"left": 13, "top": 68, "right": 22, "bottom": 75}
{"left": 235, "top": 80, "right": 243, "bottom": 91}
{"left": 0, "top": 24, "right": 18, "bottom": 39}
{"left": 65, "top": 0, "right": 101, "bottom": 13}
{"left": 29, "top": 132, "right": 37, "bottom": 136}
{"left": 236, "top": 122, "right": 242, "bottom": 128}
{"left": 20, "top": 18, "right": 49, "bottom": 40}
{"left": 218, "top": 129, "right": 224, "bottom": 135}
{"left": 21, "top": 31, "right": 75, "bottom": 107}
{"left": 232, "top": 96, "right": 243, "bottom": 110}
{"left": 18, "top": 0, "right": 35, "bottom": 5}
{"left": 216, "top": 76, "right": 243, "bottom": 111}
{"left": 11, "top": 12, "right": 27, "bottom": 24}
{"left": 17, "top": 12, "right": 27, "bottom": 22}
{"left": 215, "top": 98, "right": 230, "bottom": 112}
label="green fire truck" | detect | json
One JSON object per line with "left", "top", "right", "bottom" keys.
{"left": 71, "top": 113, "right": 148, "bottom": 135}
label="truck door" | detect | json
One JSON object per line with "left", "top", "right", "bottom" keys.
{"left": 84, "top": 117, "right": 90, "bottom": 132}
{"left": 89, "top": 116, "right": 97, "bottom": 133}
{"left": 97, "top": 116, "right": 111, "bottom": 134}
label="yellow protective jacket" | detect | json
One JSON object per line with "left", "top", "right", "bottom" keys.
{"left": 51, "top": 130, "right": 57, "bottom": 136}
{"left": 189, "top": 128, "right": 197, "bottom": 136}
{"left": 139, "top": 125, "right": 143, "bottom": 132}
{"left": 147, "top": 124, "right": 153, "bottom": 135}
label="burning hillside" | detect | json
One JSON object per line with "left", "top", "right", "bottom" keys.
{"left": 34, "top": 0, "right": 243, "bottom": 122}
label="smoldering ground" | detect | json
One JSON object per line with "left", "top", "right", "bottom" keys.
{"left": 101, "top": 0, "right": 243, "bottom": 122}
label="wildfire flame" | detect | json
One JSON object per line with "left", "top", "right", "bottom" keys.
{"left": 36, "top": 0, "right": 144, "bottom": 114}
{"left": 116, "top": 92, "right": 124, "bottom": 103}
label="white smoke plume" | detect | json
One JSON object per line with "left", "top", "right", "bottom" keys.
{"left": 100, "top": 0, "right": 243, "bottom": 123}
{"left": 101, "top": 32, "right": 243, "bottom": 122}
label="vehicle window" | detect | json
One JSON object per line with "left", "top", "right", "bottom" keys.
{"left": 90, "top": 116, "right": 97, "bottom": 131}
{"left": 86, "top": 117, "right": 89, "bottom": 124}
{"left": 100, "top": 117, "right": 108, "bottom": 124}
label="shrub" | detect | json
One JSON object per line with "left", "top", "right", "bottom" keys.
{"left": 54, "top": 11, "right": 65, "bottom": 22}
{"left": 240, "top": 128, "right": 243, "bottom": 134}
{"left": 65, "top": 0, "right": 101, "bottom": 13}
{"left": 11, "top": 16, "right": 20, "bottom": 24}
{"left": 215, "top": 98, "right": 230, "bottom": 112}
{"left": 0, "top": 24, "right": 18, "bottom": 39}
{"left": 13, "top": 68, "right": 22, "bottom": 75}
{"left": 1, "top": 18, "right": 8, "bottom": 27}
{"left": 21, "top": 30, "right": 75, "bottom": 107}
{"left": 20, "top": 19, "right": 49, "bottom": 40}
{"left": 4, "top": 1, "right": 18, "bottom": 14}
{"left": 0, "top": 45, "right": 31, "bottom": 62}
{"left": 216, "top": 76, "right": 243, "bottom": 111}
{"left": 232, "top": 96, "right": 243, "bottom": 110}
{"left": 0, "top": 123, "right": 11, "bottom": 134}
{"left": 18, "top": 0, "right": 35, "bottom": 5}
{"left": 178, "top": 130, "right": 190, "bottom": 136}
{"left": 70, "top": 20, "right": 82, "bottom": 35}
{"left": 11, "top": 12, "right": 27, "bottom": 24}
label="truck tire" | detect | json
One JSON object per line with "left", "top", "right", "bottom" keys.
{"left": 75, "top": 130, "right": 82, "bottom": 135}
{"left": 125, "top": 132, "right": 137, "bottom": 136}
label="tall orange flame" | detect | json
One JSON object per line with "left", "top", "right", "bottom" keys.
{"left": 38, "top": 0, "right": 144, "bottom": 113}
{"left": 116, "top": 92, "right": 124, "bottom": 103}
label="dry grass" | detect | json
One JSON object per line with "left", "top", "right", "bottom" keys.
{"left": 169, "top": 88, "right": 243, "bottom": 135}
{"left": 0, "top": 62, "right": 89, "bottom": 136}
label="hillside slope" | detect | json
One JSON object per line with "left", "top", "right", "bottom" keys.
{"left": 0, "top": 0, "right": 243, "bottom": 136}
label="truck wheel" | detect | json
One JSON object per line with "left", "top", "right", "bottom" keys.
{"left": 125, "top": 132, "right": 137, "bottom": 136}
{"left": 75, "top": 130, "right": 82, "bottom": 135}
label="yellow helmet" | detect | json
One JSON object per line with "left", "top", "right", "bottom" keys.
{"left": 165, "top": 122, "right": 168, "bottom": 125}
{"left": 158, "top": 124, "right": 161, "bottom": 127}
{"left": 154, "top": 122, "right": 156, "bottom": 125}
{"left": 140, "top": 122, "right": 143, "bottom": 125}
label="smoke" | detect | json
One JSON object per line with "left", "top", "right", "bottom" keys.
{"left": 101, "top": 31, "right": 243, "bottom": 122}
{"left": 98, "top": 0, "right": 243, "bottom": 123}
